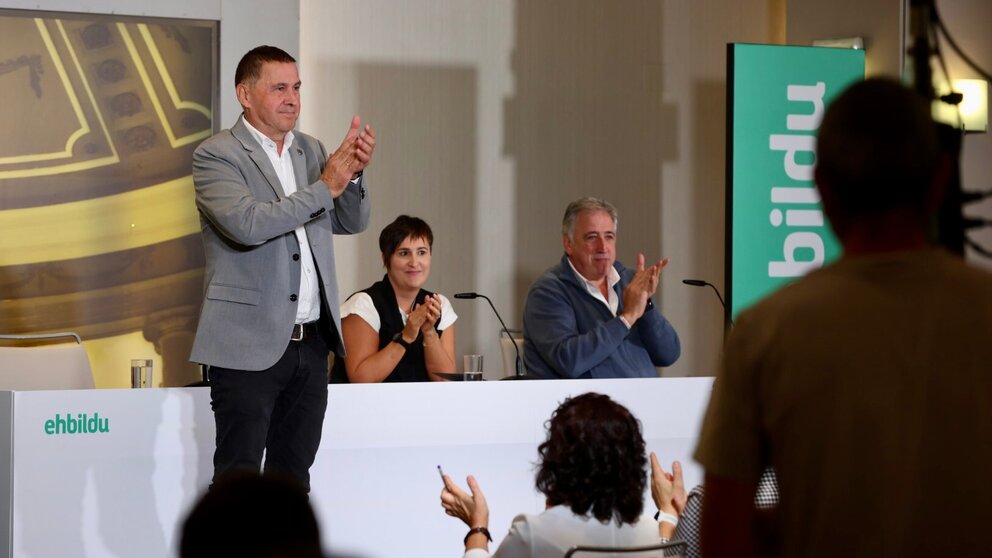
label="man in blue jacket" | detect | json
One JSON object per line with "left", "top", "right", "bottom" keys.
{"left": 522, "top": 197, "right": 680, "bottom": 378}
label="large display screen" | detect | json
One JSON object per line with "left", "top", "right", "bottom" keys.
{"left": 726, "top": 43, "right": 864, "bottom": 321}
{"left": 0, "top": 9, "right": 217, "bottom": 387}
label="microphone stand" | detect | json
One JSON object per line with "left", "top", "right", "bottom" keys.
{"left": 453, "top": 292, "right": 527, "bottom": 378}
{"left": 682, "top": 279, "right": 733, "bottom": 332}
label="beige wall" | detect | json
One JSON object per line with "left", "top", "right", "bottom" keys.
{"left": 786, "top": 0, "right": 903, "bottom": 75}
{"left": 301, "top": 0, "right": 777, "bottom": 377}
{"left": 659, "top": 1, "right": 779, "bottom": 376}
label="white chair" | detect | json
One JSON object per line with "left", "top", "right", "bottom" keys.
{"left": 0, "top": 333, "right": 95, "bottom": 390}
{"left": 499, "top": 329, "right": 524, "bottom": 376}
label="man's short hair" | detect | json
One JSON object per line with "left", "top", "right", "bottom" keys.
{"left": 561, "top": 197, "right": 618, "bottom": 239}
{"left": 816, "top": 78, "right": 940, "bottom": 219}
{"left": 235, "top": 45, "right": 296, "bottom": 87}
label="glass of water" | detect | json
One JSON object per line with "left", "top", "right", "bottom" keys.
{"left": 131, "top": 359, "right": 153, "bottom": 388}
{"left": 463, "top": 355, "right": 483, "bottom": 381}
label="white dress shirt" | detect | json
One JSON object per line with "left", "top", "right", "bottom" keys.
{"left": 566, "top": 259, "right": 621, "bottom": 315}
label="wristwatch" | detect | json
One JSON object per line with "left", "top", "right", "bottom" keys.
{"left": 655, "top": 509, "right": 678, "bottom": 526}
{"left": 392, "top": 332, "right": 414, "bottom": 350}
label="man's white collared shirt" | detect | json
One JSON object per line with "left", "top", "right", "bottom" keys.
{"left": 567, "top": 258, "right": 621, "bottom": 316}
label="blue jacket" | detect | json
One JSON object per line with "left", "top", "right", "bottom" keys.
{"left": 522, "top": 255, "right": 680, "bottom": 379}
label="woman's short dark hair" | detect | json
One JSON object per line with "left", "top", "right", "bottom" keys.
{"left": 378, "top": 215, "right": 434, "bottom": 267}
{"left": 535, "top": 392, "right": 647, "bottom": 525}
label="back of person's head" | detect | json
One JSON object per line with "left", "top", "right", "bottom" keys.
{"left": 815, "top": 77, "right": 941, "bottom": 228}
{"left": 535, "top": 392, "right": 646, "bottom": 525}
{"left": 180, "top": 472, "right": 323, "bottom": 558}
{"left": 235, "top": 45, "right": 296, "bottom": 86}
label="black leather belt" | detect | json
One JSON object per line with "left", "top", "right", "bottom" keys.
{"left": 291, "top": 322, "right": 319, "bottom": 341}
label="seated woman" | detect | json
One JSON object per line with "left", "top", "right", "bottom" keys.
{"left": 331, "top": 215, "right": 457, "bottom": 382}
{"left": 440, "top": 392, "right": 686, "bottom": 557}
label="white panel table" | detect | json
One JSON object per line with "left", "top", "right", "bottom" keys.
{"left": 1, "top": 377, "right": 714, "bottom": 558}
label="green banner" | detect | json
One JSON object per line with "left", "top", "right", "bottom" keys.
{"left": 727, "top": 44, "right": 864, "bottom": 319}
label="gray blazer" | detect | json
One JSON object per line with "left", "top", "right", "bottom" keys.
{"left": 190, "top": 116, "right": 370, "bottom": 371}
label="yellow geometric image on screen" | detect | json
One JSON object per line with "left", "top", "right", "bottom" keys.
{"left": 0, "top": 10, "right": 216, "bottom": 387}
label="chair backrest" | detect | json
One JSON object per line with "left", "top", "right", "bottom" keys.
{"left": 563, "top": 540, "right": 688, "bottom": 558}
{"left": 499, "top": 329, "right": 523, "bottom": 376}
{"left": 0, "top": 333, "right": 95, "bottom": 390}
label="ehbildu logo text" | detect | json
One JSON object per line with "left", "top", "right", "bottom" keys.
{"left": 769, "top": 81, "right": 827, "bottom": 278}
{"left": 44, "top": 413, "right": 109, "bottom": 435}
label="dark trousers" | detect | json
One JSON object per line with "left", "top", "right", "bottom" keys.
{"left": 208, "top": 330, "right": 330, "bottom": 492}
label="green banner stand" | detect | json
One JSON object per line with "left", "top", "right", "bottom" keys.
{"left": 726, "top": 43, "right": 865, "bottom": 322}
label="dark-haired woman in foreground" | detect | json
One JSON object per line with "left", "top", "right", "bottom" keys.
{"left": 440, "top": 392, "right": 685, "bottom": 557}
{"left": 331, "top": 215, "right": 456, "bottom": 382}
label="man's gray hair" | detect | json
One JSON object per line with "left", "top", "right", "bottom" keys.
{"left": 561, "top": 197, "right": 618, "bottom": 239}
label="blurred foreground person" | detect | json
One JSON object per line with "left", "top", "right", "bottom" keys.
{"left": 696, "top": 78, "right": 992, "bottom": 558}
{"left": 180, "top": 473, "right": 323, "bottom": 558}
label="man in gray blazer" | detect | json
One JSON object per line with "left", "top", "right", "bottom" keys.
{"left": 191, "top": 45, "right": 375, "bottom": 491}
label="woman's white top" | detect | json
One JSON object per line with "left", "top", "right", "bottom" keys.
{"left": 463, "top": 505, "right": 662, "bottom": 558}
{"left": 340, "top": 292, "right": 457, "bottom": 333}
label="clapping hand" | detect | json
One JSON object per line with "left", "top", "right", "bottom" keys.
{"left": 650, "top": 452, "right": 686, "bottom": 515}
{"left": 321, "top": 115, "right": 376, "bottom": 198}
{"left": 418, "top": 294, "right": 443, "bottom": 336}
{"left": 351, "top": 116, "right": 376, "bottom": 173}
{"left": 402, "top": 296, "right": 438, "bottom": 342}
{"left": 620, "top": 254, "right": 668, "bottom": 326}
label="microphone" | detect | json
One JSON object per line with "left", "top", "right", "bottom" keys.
{"left": 682, "top": 279, "right": 733, "bottom": 329}
{"left": 453, "top": 292, "right": 524, "bottom": 377}
{"left": 962, "top": 189, "right": 992, "bottom": 204}
{"left": 963, "top": 217, "right": 991, "bottom": 230}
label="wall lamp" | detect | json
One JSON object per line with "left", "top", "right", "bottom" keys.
{"left": 934, "top": 78, "right": 988, "bottom": 133}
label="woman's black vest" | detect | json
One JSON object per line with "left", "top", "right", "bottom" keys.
{"left": 330, "top": 276, "right": 441, "bottom": 383}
